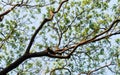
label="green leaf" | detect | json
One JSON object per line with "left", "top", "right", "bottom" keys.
{"left": 115, "top": 39, "right": 120, "bottom": 44}
{"left": 0, "top": 37, "right": 2, "bottom": 41}
{"left": 0, "top": 7, "right": 2, "bottom": 11}
{"left": 32, "top": 26, "right": 36, "bottom": 30}
{"left": 35, "top": 0, "right": 39, "bottom": 2}
{"left": 37, "top": 44, "right": 43, "bottom": 49}
{"left": 0, "top": 23, "right": 4, "bottom": 27}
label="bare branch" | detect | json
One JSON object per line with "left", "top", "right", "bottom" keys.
{"left": 50, "top": 67, "right": 71, "bottom": 75}
{"left": 0, "top": 0, "right": 55, "bottom": 22}
{"left": 88, "top": 63, "right": 112, "bottom": 75}
{"left": 0, "top": 4, "right": 17, "bottom": 21}
{"left": 53, "top": 0, "right": 68, "bottom": 13}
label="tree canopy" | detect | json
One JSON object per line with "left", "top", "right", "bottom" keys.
{"left": 0, "top": 0, "right": 120, "bottom": 75}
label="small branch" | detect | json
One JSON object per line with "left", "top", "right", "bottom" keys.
{"left": 94, "top": 19, "right": 120, "bottom": 39}
{"left": 0, "top": 4, "right": 18, "bottom": 21}
{"left": 0, "top": 23, "right": 17, "bottom": 48}
{"left": 88, "top": 63, "right": 112, "bottom": 75}
{"left": 92, "top": 31, "right": 120, "bottom": 42}
{"left": 0, "top": 0, "right": 55, "bottom": 21}
{"left": 53, "top": 0, "right": 68, "bottom": 13}
{"left": 0, "top": 5, "right": 17, "bottom": 17}
{"left": 107, "top": 66, "right": 116, "bottom": 73}
{"left": 48, "top": 53, "right": 70, "bottom": 59}
{"left": 50, "top": 67, "right": 71, "bottom": 75}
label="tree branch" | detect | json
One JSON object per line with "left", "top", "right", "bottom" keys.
{"left": 25, "top": 0, "right": 69, "bottom": 54}
{"left": 0, "top": 50, "right": 48, "bottom": 75}
{"left": 50, "top": 67, "right": 71, "bottom": 75}
{"left": 88, "top": 63, "right": 112, "bottom": 75}
{"left": 0, "top": 4, "right": 17, "bottom": 21}
{"left": 47, "top": 19, "right": 120, "bottom": 59}
{"left": 0, "top": 0, "right": 69, "bottom": 74}
{"left": 55, "top": 19, "right": 120, "bottom": 55}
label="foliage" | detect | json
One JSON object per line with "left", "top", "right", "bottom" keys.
{"left": 0, "top": 0, "right": 120, "bottom": 75}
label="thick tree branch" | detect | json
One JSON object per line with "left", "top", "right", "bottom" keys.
{"left": 0, "top": 50, "right": 48, "bottom": 75}
{"left": 25, "top": 0, "right": 69, "bottom": 54}
{"left": 25, "top": 18, "right": 50, "bottom": 54}
{"left": 0, "top": 0, "right": 69, "bottom": 74}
